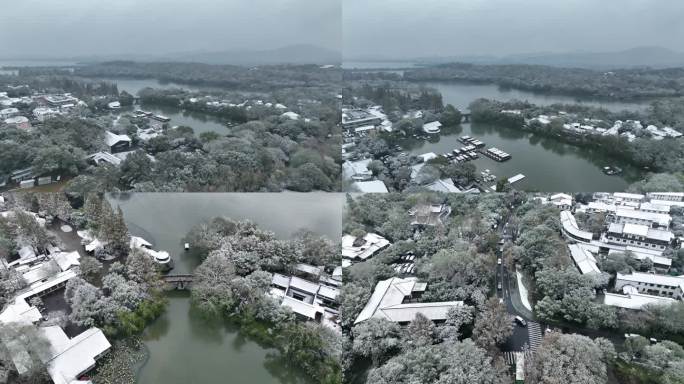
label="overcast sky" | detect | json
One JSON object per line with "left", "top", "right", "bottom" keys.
{"left": 0, "top": 0, "right": 341, "bottom": 58}
{"left": 344, "top": 0, "right": 684, "bottom": 59}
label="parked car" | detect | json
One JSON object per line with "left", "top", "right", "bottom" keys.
{"left": 515, "top": 316, "right": 527, "bottom": 327}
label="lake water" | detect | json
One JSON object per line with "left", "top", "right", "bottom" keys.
{"left": 422, "top": 81, "right": 650, "bottom": 113}
{"left": 405, "top": 81, "right": 653, "bottom": 191}
{"left": 404, "top": 123, "right": 638, "bottom": 192}
{"left": 137, "top": 291, "right": 312, "bottom": 384}
{"left": 106, "top": 193, "right": 342, "bottom": 384}
{"left": 108, "top": 193, "right": 343, "bottom": 274}
{"left": 138, "top": 104, "right": 232, "bottom": 136}
{"left": 93, "top": 78, "right": 242, "bottom": 135}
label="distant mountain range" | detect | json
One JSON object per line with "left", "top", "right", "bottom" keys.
{"left": 160, "top": 44, "right": 341, "bottom": 65}
{"left": 350, "top": 46, "right": 684, "bottom": 69}
{"left": 1, "top": 44, "right": 342, "bottom": 66}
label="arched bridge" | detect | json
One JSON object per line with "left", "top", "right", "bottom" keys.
{"left": 162, "top": 274, "right": 194, "bottom": 290}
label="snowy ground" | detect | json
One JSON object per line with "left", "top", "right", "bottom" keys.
{"left": 516, "top": 270, "right": 533, "bottom": 312}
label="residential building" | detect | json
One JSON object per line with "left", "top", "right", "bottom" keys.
{"left": 560, "top": 210, "right": 593, "bottom": 243}
{"left": 613, "top": 193, "right": 645, "bottom": 204}
{"left": 33, "top": 107, "right": 60, "bottom": 122}
{"left": 87, "top": 152, "right": 122, "bottom": 166}
{"left": 408, "top": 204, "right": 451, "bottom": 227}
{"left": 614, "top": 272, "right": 684, "bottom": 300}
{"left": 104, "top": 131, "right": 132, "bottom": 153}
{"left": 43, "top": 94, "right": 79, "bottom": 107}
{"left": 4, "top": 115, "right": 31, "bottom": 130}
{"left": 342, "top": 159, "right": 373, "bottom": 181}
{"left": 568, "top": 244, "right": 599, "bottom": 275}
{"left": 41, "top": 326, "right": 111, "bottom": 384}
{"left": 0, "top": 269, "right": 111, "bottom": 384}
{"left": 549, "top": 193, "right": 573, "bottom": 210}
{"left": 354, "top": 277, "right": 463, "bottom": 325}
{"left": 425, "top": 178, "right": 463, "bottom": 193}
{"left": 422, "top": 121, "right": 442, "bottom": 134}
{"left": 639, "top": 202, "right": 670, "bottom": 214}
{"left": 0, "top": 107, "right": 19, "bottom": 119}
{"left": 270, "top": 273, "right": 340, "bottom": 332}
{"left": 341, "top": 233, "right": 390, "bottom": 262}
{"left": 342, "top": 108, "right": 382, "bottom": 131}
{"left": 604, "top": 287, "right": 677, "bottom": 310}
{"left": 647, "top": 192, "right": 684, "bottom": 202}
{"left": 605, "top": 223, "right": 674, "bottom": 251}
{"left": 351, "top": 180, "right": 388, "bottom": 193}
{"left": 610, "top": 207, "right": 671, "bottom": 228}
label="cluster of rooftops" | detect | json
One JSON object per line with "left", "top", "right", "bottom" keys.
{"left": 549, "top": 192, "right": 684, "bottom": 311}
{"left": 0, "top": 210, "right": 110, "bottom": 384}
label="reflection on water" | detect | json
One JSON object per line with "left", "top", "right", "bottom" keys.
{"left": 109, "top": 194, "right": 341, "bottom": 384}
{"left": 107, "top": 192, "right": 343, "bottom": 274}
{"left": 394, "top": 80, "right": 652, "bottom": 191}
{"left": 403, "top": 122, "right": 639, "bottom": 192}
{"left": 137, "top": 292, "right": 312, "bottom": 384}
{"left": 423, "top": 80, "right": 650, "bottom": 113}
{"left": 139, "top": 103, "right": 231, "bottom": 136}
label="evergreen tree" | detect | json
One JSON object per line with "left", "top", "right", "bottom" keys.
{"left": 97, "top": 198, "right": 114, "bottom": 242}
{"left": 109, "top": 206, "right": 130, "bottom": 256}
{"left": 83, "top": 194, "right": 104, "bottom": 232}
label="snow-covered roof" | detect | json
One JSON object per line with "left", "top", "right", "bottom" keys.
{"left": 42, "top": 326, "right": 111, "bottom": 384}
{"left": 281, "top": 296, "right": 318, "bottom": 319}
{"left": 84, "top": 239, "right": 103, "bottom": 252}
{"left": 52, "top": 251, "right": 80, "bottom": 272}
{"left": 608, "top": 222, "right": 674, "bottom": 242}
{"left": 425, "top": 178, "right": 461, "bottom": 193}
{"left": 355, "top": 277, "right": 462, "bottom": 324}
{"left": 560, "top": 210, "right": 593, "bottom": 242}
{"left": 607, "top": 249, "right": 672, "bottom": 267}
{"left": 604, "top": 292, "right": 677, "bottom": 310}
{"left": 418, "top": 152, "right": 438, "bottom": 162}
{"left": 613, "top": 192, "right": 645, "bottom": 201}
{"left": 289, "top": 276, "right": 321, "bottom": 295}
{"left": 616, "top": 272, "right": 684, "bottom": 289}
{"left": 639, "top": 202, "right": 670, "bottom": 214}
{"left": 281, "top": 111, "right": 300, "bottom": 120}
{"left": 295, "top": 263, "right": 322, "bottom": 276}
{"left": 422, "top": 121, "right": 442, "bottom": 133}
{"left": 87, "top": 152, "right": 122, "bottom": 166}
{"left": 104, "top": 131, "right": 131, "bottom": 147}
{"left": 342, "top": 233, "right": 390, "bottom": 260}
{"left": 351, "top": 180, "right": 388, "bottom": 193}
{"left": 615, "top": 207, "right": 671, "bottom": 227}
{"left": 342, "top": 159, "right": 372, "bottom": 181}
{"left": 379, "top": 301, "right": 463, "bottom": 323}
{"left": 568, "top": 244, "right": 600, "bottom": 275}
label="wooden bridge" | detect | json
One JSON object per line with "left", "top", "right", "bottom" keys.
{"left": 162, "top": 274, "right": 194, "bottom": 290}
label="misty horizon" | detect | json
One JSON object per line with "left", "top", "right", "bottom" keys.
{"left": 344, "top": 0, "right": 684, "bottom": 60}
{"left": 0, "top": 0, "right": 341, "bottom": 59}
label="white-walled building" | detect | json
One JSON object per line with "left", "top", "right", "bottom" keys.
{"left": 342, "top": 233, "right": 390, "bottom": 262}
{"left": 647, "top": 192, "right": 684, "bottom": 202}
{"left": 560, "top": 210, "right": 593, "bottom": 243}
{"left": 355, "top": 277, "right": 463, "bottom": 324}
{"left": 614, "top": 272, "right": 684, "bottom": 300}
{"left": 568, "top": 244, "right": 600, "bottom": 275}
{"left": 409, "top": 204, "right": 451, "bottom": 227}
{"left": 611, "top": 207, "right": 671, "bottom": 228}
{"left": 342, "top": 159, "right": 373, "bottom": 181}
{"left": 605, "top": 223, "right": 674, "bottom": 251}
